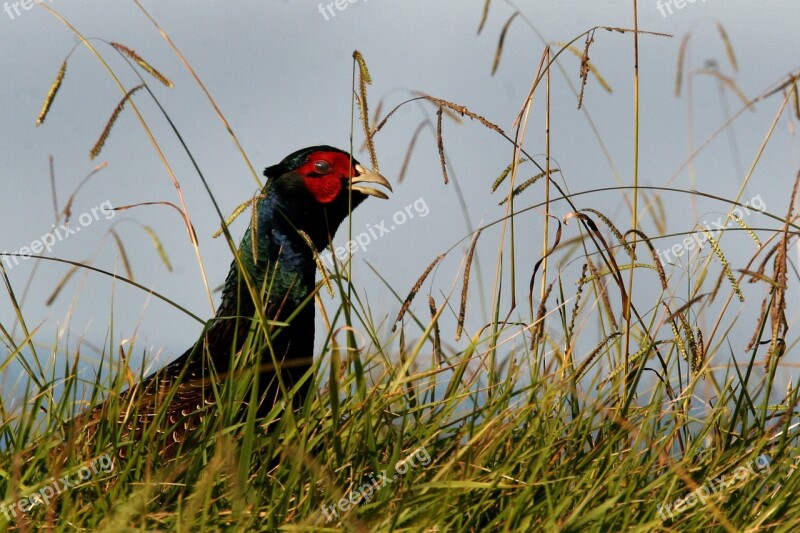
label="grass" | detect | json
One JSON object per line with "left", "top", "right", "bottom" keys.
{"left": 3, "top": 2, "right": 800, "bottom": 531}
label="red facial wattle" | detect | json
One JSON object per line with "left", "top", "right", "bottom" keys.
{"left": 298, "top": 151, "right": 355, "bottom": 204}
{"left": 303, "top": 175, "right": 343, "bottom": 204}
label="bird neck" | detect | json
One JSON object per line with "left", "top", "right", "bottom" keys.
{"left": 178, "top": 192, "right": 322, "bottom": 373}
{"left": 233, "top": 192, "right": 318, "bottom": 307}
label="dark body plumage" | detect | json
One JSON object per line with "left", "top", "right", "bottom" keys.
{"left": 71, "top": 146, "right": 391, "bottom": 457}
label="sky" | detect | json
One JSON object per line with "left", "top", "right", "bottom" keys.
{"left": 2, "top": 0, "right": 800, "bottom": 403}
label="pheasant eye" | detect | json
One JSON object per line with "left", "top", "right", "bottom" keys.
{"left": 314, "top": 160, "right": 332, "bottom": 174}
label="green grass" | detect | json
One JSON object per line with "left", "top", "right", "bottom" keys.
{"left": 3, "top": 2, "right": 800, "bottom": 531}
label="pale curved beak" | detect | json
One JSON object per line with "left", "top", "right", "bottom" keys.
{"left": 351, "top": 164, "right": 393, "bottom": 200}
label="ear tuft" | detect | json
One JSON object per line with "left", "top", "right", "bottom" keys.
{"left": 264, "top": 165, "right": 280, "bottom": 179}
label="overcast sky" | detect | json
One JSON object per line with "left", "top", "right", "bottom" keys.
{"left": 2, "top": 1, "right": 800, "bottom": 401}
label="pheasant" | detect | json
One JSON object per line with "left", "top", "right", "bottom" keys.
{"left": 69, "top": 145, "right": 391, "bottom": 458}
